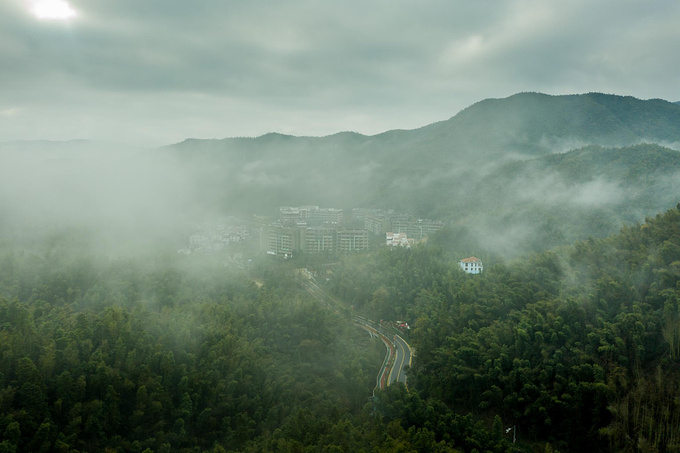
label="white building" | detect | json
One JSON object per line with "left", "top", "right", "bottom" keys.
{"left": 386, "top": 232, "right": 412, "bottom": 247}
{"left": 459, "top": 256, "right": 483, "bottom": 274}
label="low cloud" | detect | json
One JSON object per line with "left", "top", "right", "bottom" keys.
{"left": 515, "top": 174, "right": 625, "bottom": 208}
{"left": 0, "top": 141, "right": 196, "bottom": 252}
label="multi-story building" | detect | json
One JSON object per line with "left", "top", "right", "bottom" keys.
{"left": 279, "top": 206, "right": 301, "bottom": 225}
{"left": 336, "top": 229, "right": 369, "bottom": 252}
{"left": 364, "top": 212, "right": 392, "bottom": 235}
{"left": 299, "top": 205, "right": 319, "bottom": 221}
{"left": 390, "top": 217, "right": 444, "bottom": 240}
{"left": 302, "top": 227, "right": 336, "bottom": 254}
{"left": 265, "top": 225, "right": 300, "bottom": 258}
{"left": 279, "top": 205, "right": 343, "bottom": 227}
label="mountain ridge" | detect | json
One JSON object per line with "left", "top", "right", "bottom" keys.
{"left": 169, "top": 92, "right": 680, "bottom": 156}
{"left": 3, "top": 92, "right": 679, "bottom": 257}
{"left": 164, "top": 92, "right": 680, "bottom": 254}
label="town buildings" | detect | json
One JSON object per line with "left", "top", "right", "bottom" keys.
{"left": 357, "top": 209, "right": 443, "bottom": 240}
{"left": 263, "top": 206, "right": 444, "bottom": 257}
{"left": 178, "top": 220, "right": 251, "bottom": 254}
{"left": 279, "top": 206, "right": 343, "bottom": 227}
{"left": 336, "top": 229, "right": 370, "bottom": 252}
{"left": 265, "top": 226, "right": 300, "bottom": 258}
{"left": 264, "top": 224, "right": 370, "bottom": 257}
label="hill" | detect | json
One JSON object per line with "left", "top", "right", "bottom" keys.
{"left": 166, "top": 93, "right": 680, "bottom": 254}
{"left": 2, "top": 94, "right": 680, "bottom": 452}
{"left": 420, "top": 92, "right": 680, "bottom": 157}
{"left": 325, "top": 203, "right": 680, "bottom": 452}
{"left": 429, "top": 143, "right": 680, "bottom": 255}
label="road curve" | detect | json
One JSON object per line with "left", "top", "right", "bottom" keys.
{"left": 302, "top": 279, "right": 413, "bottom": 391}
{"left": 388, "top": 334, "right": 412, "bottom": 387}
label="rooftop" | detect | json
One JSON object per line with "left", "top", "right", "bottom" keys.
{"left": 460, "top": 256, "right": 481, "bottom": 263}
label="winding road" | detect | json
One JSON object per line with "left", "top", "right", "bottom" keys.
{"left": 303, "top": 279, "right": 413, "bottom": 391}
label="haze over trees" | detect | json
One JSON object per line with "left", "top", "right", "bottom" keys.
{"left": 1, "top": 92, "right": 680, "bottom": 452}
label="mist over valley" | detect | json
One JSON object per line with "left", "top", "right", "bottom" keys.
{"left": 2, "top": 92, "right": 680, "bottom": 452}
{"left": 4, "top": 0, "right": 680, "bottom": 449}
{"left": 3, "top": 92, "right": 679, "bottom": 257}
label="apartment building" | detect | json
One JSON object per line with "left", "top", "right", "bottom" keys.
{"left": 302, "top": 227, "right": 336, "bottom": 253}
{"left": 265, "top": 225, "right": 300, "bottom": 258}
{"left": 336, "top": 229, "right": 369, "bottom": 252}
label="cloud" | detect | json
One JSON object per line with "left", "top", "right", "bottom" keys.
{"left": 0, "top": 140, "right": 197, "bottom": 254}
{"left": 512, "top": 171, "right": 626, "bottom": 209}
{"left": 1, "top": 0, "right": 679, "bottom": 145}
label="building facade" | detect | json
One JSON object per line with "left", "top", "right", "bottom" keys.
{"left": 386, "top": 232, "right": 411, "bottom": 247}
{"left": 459, "top": 257, "right": 483, "bottom": 274}
{"left": 265, "top": 226, "right": 300, "bottom": 258}
{"left": 302, "top": 227, "right": 336, "bottom": 254}
{"left": 336, "top": 229, "right": 369, "bottom": 252}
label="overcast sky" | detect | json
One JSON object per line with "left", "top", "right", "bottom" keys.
{"left": 1, "top": 0, "right": 679, "bottom": 147}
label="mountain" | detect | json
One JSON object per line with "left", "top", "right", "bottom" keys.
{"left": 164, "top": 93, "right": 680, "bottom": 254}
{"left": 432, "top": 143, "right": 680, "bottom": 255}
{"left": 420, "top": 92, "right": 680, "bottom": 157}
{"left": 3, "top": 93, "right": 679, "bottom": 256}
{"left": 168, "top": 93, "right": 680, "bottom": 186}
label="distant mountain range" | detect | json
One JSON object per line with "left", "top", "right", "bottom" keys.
{"left": 172, "top": 92, "right": 680, "bottom": 158}
{"left": 3, "top": 92, "right": 680, "bottom": 256}
{"left": 165, "top": 93, "right": 680, "bottom": 254}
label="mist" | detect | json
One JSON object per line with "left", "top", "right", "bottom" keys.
{"left": 2, "top": 92, "right": 680, "bottom": 452}
{"left": 0, "top": 140, "right": 199, "bottom": 256}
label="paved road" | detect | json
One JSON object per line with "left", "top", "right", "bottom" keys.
{"left": 388, "top": 334, "right": 412, "bottom": 387}
{"left": 303, "top": 280, "right": 413, "bottom": 390}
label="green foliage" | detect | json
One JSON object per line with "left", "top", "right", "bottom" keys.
{"left": 323, "top": 204, "right": 680, "bottom": 451}
{"left": 3, "top": 202, "right": 680, "bottom": 451}
{"left": 0, "top": 250, "right": 385, "bottom": 452}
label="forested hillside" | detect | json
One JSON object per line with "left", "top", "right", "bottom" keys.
{"left": 423, "top": 92, "right": 680, "bottom": 157}
{"left": 326, "top": 204, "right": 680, "bottom": 452}
{"left": 430, "top": 143, "right": 680, "bottom": 255}
{"left": 3, "top": 93, "right": 679, "bottom": 256}
{"left": 2, "top": 92, "right": 680, "bottom": 452}
{"left": 0, "top": 251, "right": 386, "bottom": 452}
{"left": 2, "top": 204, "right": 678, "bottom": 451}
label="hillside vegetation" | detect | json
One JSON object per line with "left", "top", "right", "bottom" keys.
{"left": 2, "top": 92, "right": 680, "bottom": 452}
{"left": 1, "top": 203, "right": 679, "bottom": 451}
{"left": 325, "top": 204, "right": 680, "bottom": 452}
{"left": 3, "top": 93, "right": 679, "bottom": 256}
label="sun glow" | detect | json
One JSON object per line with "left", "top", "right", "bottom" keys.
{"left": 30, "top": 0, "right": 77, "bottom": 20}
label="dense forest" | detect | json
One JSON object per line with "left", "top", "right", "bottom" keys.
{"left": 327, "top": 204, "right": 680, "bottom": 452}
{"left": 0, "top": 250, "right": 387, "bottom": 452}
{"left": 1, "top": 203, "right": 679, "bottom": 451}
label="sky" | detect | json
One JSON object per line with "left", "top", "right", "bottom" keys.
{"left": 1, "top": 0, "right": 679, "bottom": 147}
